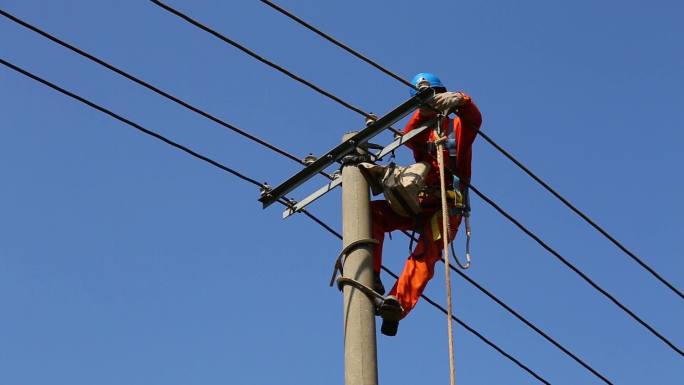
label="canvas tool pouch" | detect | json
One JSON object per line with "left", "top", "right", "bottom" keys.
{"left": 359, "top": 161, "right": 431, "bottom": 217}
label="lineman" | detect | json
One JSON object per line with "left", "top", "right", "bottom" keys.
{"left": 372, "top": 73, "right": 482, "bottom": 336}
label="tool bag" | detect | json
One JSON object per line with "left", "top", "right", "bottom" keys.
{"left": 359, "top": 161, "right": 431, "bottom": 217}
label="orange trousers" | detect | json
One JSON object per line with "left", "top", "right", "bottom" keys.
{"left": 371, "top": 200, "right": 461, "bottom": 318}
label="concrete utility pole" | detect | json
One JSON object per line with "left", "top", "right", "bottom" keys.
{"left": 341, "top": 132, "right": 379, "bottom": 385}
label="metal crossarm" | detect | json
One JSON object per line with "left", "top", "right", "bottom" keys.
{"left": 281, "top": 124, "right": 430, "bottom": 218}
{"left": 258, "top": 87, "right": 434, "bottom": 208}
{"left": 282, "top": 176, "right": 342, "bottom": 218}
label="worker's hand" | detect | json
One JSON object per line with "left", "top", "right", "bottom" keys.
{"left": 430, "top": 91, "right": 470, "bottom": 113}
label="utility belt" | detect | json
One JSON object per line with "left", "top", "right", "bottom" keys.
{"left": 420, "top": 186, "right": 463, "bottom": 210}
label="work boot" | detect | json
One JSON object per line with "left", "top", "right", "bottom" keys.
{"left": 381, "top": 319, "right": 399, "bottom": 336}
{"left": 378, "top": 295, "right": 403, "bottom": 336}
{"left": 373, "top": 272, "right": 385, "bottom": 296}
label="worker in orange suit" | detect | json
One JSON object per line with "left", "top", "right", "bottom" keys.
{"left": 372, "top": 72, "right": 482, "bottom": 336}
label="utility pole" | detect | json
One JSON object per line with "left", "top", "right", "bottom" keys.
{"left": 341, "top": 132, "right": 379, "bottom": 385}
{"left": 256, "top": 90, "right": 433, "bottom": 385}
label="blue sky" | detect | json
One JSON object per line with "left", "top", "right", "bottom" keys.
{"left": 1, "top": 1, "right": 683, "bottom": 384}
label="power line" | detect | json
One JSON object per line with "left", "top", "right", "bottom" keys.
{"left": 1, "top": 57, "right": 550, "bottom": 385}
{"left": 0, "top": 10, "right": 605, "bottom": 375}
{"left": 259, "top": 0, "right": 414, "bottom": 89}
{"left": 0, "top": 58, "right": 264, "bottom": 188}
{"left": 150, "top": 0, "right": 683, "bottom": 356}
{"left": 383, "top": 266, "right": 552, "bottom": 385}
{"left": 468, "top": 183, "right": 684, "bottom": 356}
{"left": 150, "top": 0, "right": 371, "bottom": 120}
{"left": 257, "top": 0, "right": 684, "bottom": 302}
{"left": 451, "top": 263, "right": 613, "bottom": 384}
{"left": 398, "top": 231, "right": 614, "bottom": 384}
{"left": 0, "top": 8, "right": 334, "bottom": 181}
{"left": 288, "top": 211, "right": 551, "bottom": 385}
{"left": 149, "top": 0, "right": 404, "bottom": 137}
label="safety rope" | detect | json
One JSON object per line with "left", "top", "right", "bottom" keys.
{"left": 435, "top": 114, "right": 457, "bottom": 385}
{"left": 451, "top": 188, "right": 472, "bottom": 270}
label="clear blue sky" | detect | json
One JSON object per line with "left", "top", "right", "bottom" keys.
{"left": 1, "top": 1, "right": 683, "bottom": 384}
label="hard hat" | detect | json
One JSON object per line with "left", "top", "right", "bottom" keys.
{"left": 410, "top": 72, "right": 444, "bottom": 95}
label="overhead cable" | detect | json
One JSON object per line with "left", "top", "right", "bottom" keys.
{"left": 258, "top": 0, "right": 684, "bottom": 302}
{"left": 149, "top": 0, "right": 403, "bottom": 137}
{"left": 0, "top": 57, "right": 550, "bottom": 385}
{"left": 0, "top": 8, "right": 334, "bottom": 181}
{"left": 468, "top": 183, "right": 684, "bottom": 356}
{"left": 399, "top": 231, "right": 614, "bottom": 384}
{"left": 0, "top": 58, "right": 265, "bottom": 188}
{"left": 149, "top": 0, "right": 683, "bottom": 356}
{"left": 150, "top": 0, "right": 371, "bottom": 120}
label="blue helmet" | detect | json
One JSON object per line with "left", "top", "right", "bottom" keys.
{"left": 410, "top": 72, "right": 444, "bottom": 95}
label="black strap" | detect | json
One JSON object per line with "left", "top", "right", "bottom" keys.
{"left": 329, "top": 238, "right": 379, "bottom": 287}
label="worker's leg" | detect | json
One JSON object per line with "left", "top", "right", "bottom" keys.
{"left": 389, "top": 213, "right": 462, "bottom": 317}
{"left": 370, "top": 200, "right": 414, "bottom": 274}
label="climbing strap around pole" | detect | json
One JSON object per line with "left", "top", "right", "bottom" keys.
{"left": 335, "top": 277, "right": 385, "bottom": 302}
{"left": 329, "top": 238, "right": 379, "bottom": 287}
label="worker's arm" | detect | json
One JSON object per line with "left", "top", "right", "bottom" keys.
{"left": 402, "top": 109, "right": 436, "bottom": 152}
{"left": 453, "top": 96, "right": 482, "bottom": 183}
{"left": 455, "top": 96, "right": 482, "bottom": 146}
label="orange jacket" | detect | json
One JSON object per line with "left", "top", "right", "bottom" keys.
{"left": 402, "top": 95, "right": 482, "bottom": 187}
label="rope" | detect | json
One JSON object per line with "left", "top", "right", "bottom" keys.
{"left": 380, "top": 266, "right": 551, "bottom": 385}
{"left": 308, "top": 224, "right": 551, "bottom": 384}
{"left": 422, "top": 149, "right": 684, "bottom": 356}
{"left": 435, "top": 115, "right": 457, "bottom": 385}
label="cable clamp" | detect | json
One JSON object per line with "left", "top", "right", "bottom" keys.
{"left": 259, "top": 182, "right": 272, "bottom": 198}
{"left": 302, "top": 153, "right": 317, "bottom": 165}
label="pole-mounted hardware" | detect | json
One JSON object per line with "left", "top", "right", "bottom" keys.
{"left": 258, "top": 87, "right": 435, "bottom": 208}
{"left": 280, "top": 124, "right": 430, "bottom": 219}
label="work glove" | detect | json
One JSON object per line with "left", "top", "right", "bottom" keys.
{"left": 430, "top": 91, "right": 470, "bottom": 114}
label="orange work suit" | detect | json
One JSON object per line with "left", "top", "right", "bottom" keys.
{"left": 371, "top": 95, "right": 482, "bottom": 318}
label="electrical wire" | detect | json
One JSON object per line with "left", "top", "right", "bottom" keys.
{"left": 399, "top": 231, "right": 614, "bottom": 385}
{"left": 257, "top": 0, "right": 684, "bottom": 302}
{"left": 150, "top": 0, "right": 369, "bottom": 120}
{"left": 151, "top": 0, "right": 683, "bottom": 356}
{"left": 0, "top": 58, "right": 264, "bottom": 188}
{"left": 0, "top": 8, "right": 335, "bottom": 181}
{"left": 259, "top": 0, "right": 414, "bottom": 89}
{"left": 0, "top": 11, "right": 602, "bottom": 375}
{"left": 0, "top": 57, "right": 550, "bottom": 385}
{"left": 468, "top": 182, "right": 684, "bottom": 356}
{"left": 149, "top": 0, "right": 403, "bottom": 137}
{"left": 382, "top": 266, "right": 552, "bottom": 385}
